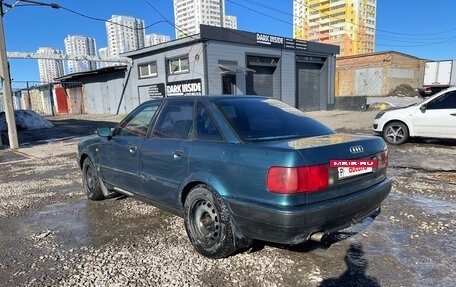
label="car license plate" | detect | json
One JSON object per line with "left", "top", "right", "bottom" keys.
{"left": 337, "top": 166, "right": 373, "bottom": 179}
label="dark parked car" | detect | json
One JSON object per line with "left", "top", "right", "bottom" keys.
{"left": 77, "top": 96, "right": 391, "bottom": 258}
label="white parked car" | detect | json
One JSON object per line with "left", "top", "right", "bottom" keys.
{"left": 372, "top": 87, "right": 456, "bottom": 144}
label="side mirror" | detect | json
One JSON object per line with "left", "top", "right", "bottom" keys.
{"left": 97, "top": 127, "right": 112, "bottom": 138}
{"left": 420, "top": 105, "right": 427, "bottom": 113}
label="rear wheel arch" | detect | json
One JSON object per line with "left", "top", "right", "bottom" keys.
{"left": 180, "top": 175, "right": 231, "bottom": 207}
{"left": 181, "top": 181, "right": 205, "bottom": 207}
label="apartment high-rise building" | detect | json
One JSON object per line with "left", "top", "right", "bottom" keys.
{"left": 106, "top": 15, "right": 145, "bottom": 57}
{"left": 173, "top": 0, "right": 237, "bottom": 38}
{"left": 224, "top": 15, "right": 237, "bottom": 30}
{"left": 293, "top": 0, "right": 377, "bottom": 56}
{"left": 64, "top": 35, "right": 97, "bottom": 74}
{"left": 37, "top": 47, "right": 65, "bottom": 83}
{"left": 98, "top": 47, "right": 109, "bottom": 69}
{"left": 145, "top": 33, "right": 171, "bottom": 47}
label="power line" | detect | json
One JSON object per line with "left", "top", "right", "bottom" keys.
{"left": 10, "top": 0, "right": 456, "bottom": 48}
{"left": 227, "top": 0, "right": 291, "bottom": 26}
{"left": 143, "top": 0, "right": 200, "bottom": 40}
{"left": 4, "top": 0, "right": 167, "bottom": 31}
{"left": 230, "top": 0, "right": 456, "bottom": 47}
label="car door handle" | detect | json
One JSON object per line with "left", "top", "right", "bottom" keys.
{"left": 451, "top": 113, "right": 456, "bottom": 116}
{"left": 129, "top": 145, "right": 138, "bottom": 153}
{"left": 173, "top": 150, "right": 184, "bottom": 157}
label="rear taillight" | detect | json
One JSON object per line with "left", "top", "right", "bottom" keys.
{"left": 378, "top": 149, "right": 388, "bottom": 170}
{"left": 267, "top": 165, "right": 329, "bottom": 194}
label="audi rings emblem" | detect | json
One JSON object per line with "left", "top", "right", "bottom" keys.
{"left": 349, "top": 145, "right": 364, "bottom": 154}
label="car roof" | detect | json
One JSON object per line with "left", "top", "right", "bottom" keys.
{"left": 143, "top": 95, "right": 269, "bottom": 104}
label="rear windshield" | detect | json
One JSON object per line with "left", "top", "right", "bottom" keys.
{"left": 214, "top": 98, "right": 335, "bottom": 141}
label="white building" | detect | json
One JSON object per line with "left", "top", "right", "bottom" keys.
{"left": 106, "top": 15, "right": 145, "bottom": 57}
{"left": 224, "top": 15, "right": 237, "bottom": 30}
{"left": 173, "top": 0, "right": 237, "bottom": 38}
{"left": 145, "top": 33, "right": 171, "bottom": 47}
{"left": 64, "top": 35, "right": 97, "bottom": 74}
{"left": 37, "top": 47, "right": 65, "bottom": 83}
{"left": 98, "top": 47, "right": 109, "bottom": 68}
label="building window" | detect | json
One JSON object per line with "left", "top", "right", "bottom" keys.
{"left": 168, "top": 56, "right": 189, "bottom": 74}
{"left": 139, "top": 62, "right": 157, "bottom": 78}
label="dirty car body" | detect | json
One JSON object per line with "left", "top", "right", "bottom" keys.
{"left": 77, "top": 96, "right": 391, "bottom": 258}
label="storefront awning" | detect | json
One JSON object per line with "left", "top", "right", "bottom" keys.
{"left": 218, "top": 64, "right": 256, "bottom": 74}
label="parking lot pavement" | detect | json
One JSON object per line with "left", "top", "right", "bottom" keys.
{"left": 0, "top": 111, "right": 454, "bottom": 286}
{"left": 0, "top": 149, "right": 32, "bottom": 165}
{"left": 306, "top": 110, "right": 379, "bottom": 133}
{"left": 0, "top": 113, "right": 124, "bottom": 161}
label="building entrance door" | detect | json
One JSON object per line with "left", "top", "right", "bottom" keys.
{"left": 246, "top": 55, "right": 280, "bottom": 98}
{"left": 296, "top": 62, "right": 323, "bottom": 111}
{"left": 222, "top": 74, "right": 236, "bottom": 94}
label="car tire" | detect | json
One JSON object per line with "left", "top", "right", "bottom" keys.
{"left": 82, "top": 158, "right": 105, "bottom": 201}
{"left": 184, "top": 184, "right": 237, "bottom": 258}
{"left": 383, "top": 121, "right": 409, "bottom": 145}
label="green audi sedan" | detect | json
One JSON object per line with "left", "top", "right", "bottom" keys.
{"left": 77, "top": 96, "right": 391, "bottom": 258}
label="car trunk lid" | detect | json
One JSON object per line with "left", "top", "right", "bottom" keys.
{"left": 256, "top": 133, "right": 388, "bottom": 205}
{"left": 293, "top": 133, "right": 388, "bottom": 204}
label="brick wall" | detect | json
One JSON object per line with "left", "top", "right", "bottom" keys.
{"left": 336, "top": 52, "right": 425, "bottom": 96}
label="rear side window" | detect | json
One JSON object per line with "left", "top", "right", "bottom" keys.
{"left": 215, "top": 98, "right": 334, "bottom": 141}
{"left": 196, "top": 102, "right": 223, "bottom": 141}
{"left": 152, "top": 101, "right": 194, "bottom": 139}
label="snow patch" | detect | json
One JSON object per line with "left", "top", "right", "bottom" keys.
{"left": 0, "top": 110, "right": 54, "bottom": 131}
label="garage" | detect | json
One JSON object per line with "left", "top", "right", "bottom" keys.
{"left": 124, "top": 25, "right": 339, "bottom": 112}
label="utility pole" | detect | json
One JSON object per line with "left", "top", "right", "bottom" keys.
{"left": 0, "top": 0, "right": 19, "bottom": 149}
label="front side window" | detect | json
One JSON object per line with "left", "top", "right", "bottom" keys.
{"left": 139, "top": 62, "right": 158, "bottom": 78}
{"left": 113, "top": 102, "right": 161, "bottom": 137}
{"left": 152, "top": 101, "right": 194, "bottom": 139}
{"left": 427, "top": 91, "right": 456, "bottom": 109}
{"left": 169, "top": 56, "right": 189, "bottom": 74}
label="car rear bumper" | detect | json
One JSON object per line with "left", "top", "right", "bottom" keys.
{"left": 227, "top": 178, "right": 392, "bottom": 245}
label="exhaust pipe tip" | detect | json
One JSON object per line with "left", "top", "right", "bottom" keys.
{"left": 310, "top": 231, "right": 327, "bottom": 242}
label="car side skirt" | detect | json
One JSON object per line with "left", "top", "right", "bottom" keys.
{"left": 111, "top": 185, "right": 184, "bottom": 218}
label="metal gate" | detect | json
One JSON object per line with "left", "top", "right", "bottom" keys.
{"left": 296, "top": 62, "right": 322, "bottom": 111}
{"left": 1, "top": 81, "right": 82, "bottom": 115}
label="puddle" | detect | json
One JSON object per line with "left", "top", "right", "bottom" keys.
{"left": 387, "top": 167, "right": 412, "bottom": 176}
{"left": 0, "top": 199, "right": 168, "bottom": 249}
{"left": 411, "top": 194, "right": 455, "bottom": 215}
{"left": 388, "top": 192, "right": 455, "bottom": 215}
{"left": 57, "top": 186, "right": 78, "bottom": 193}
